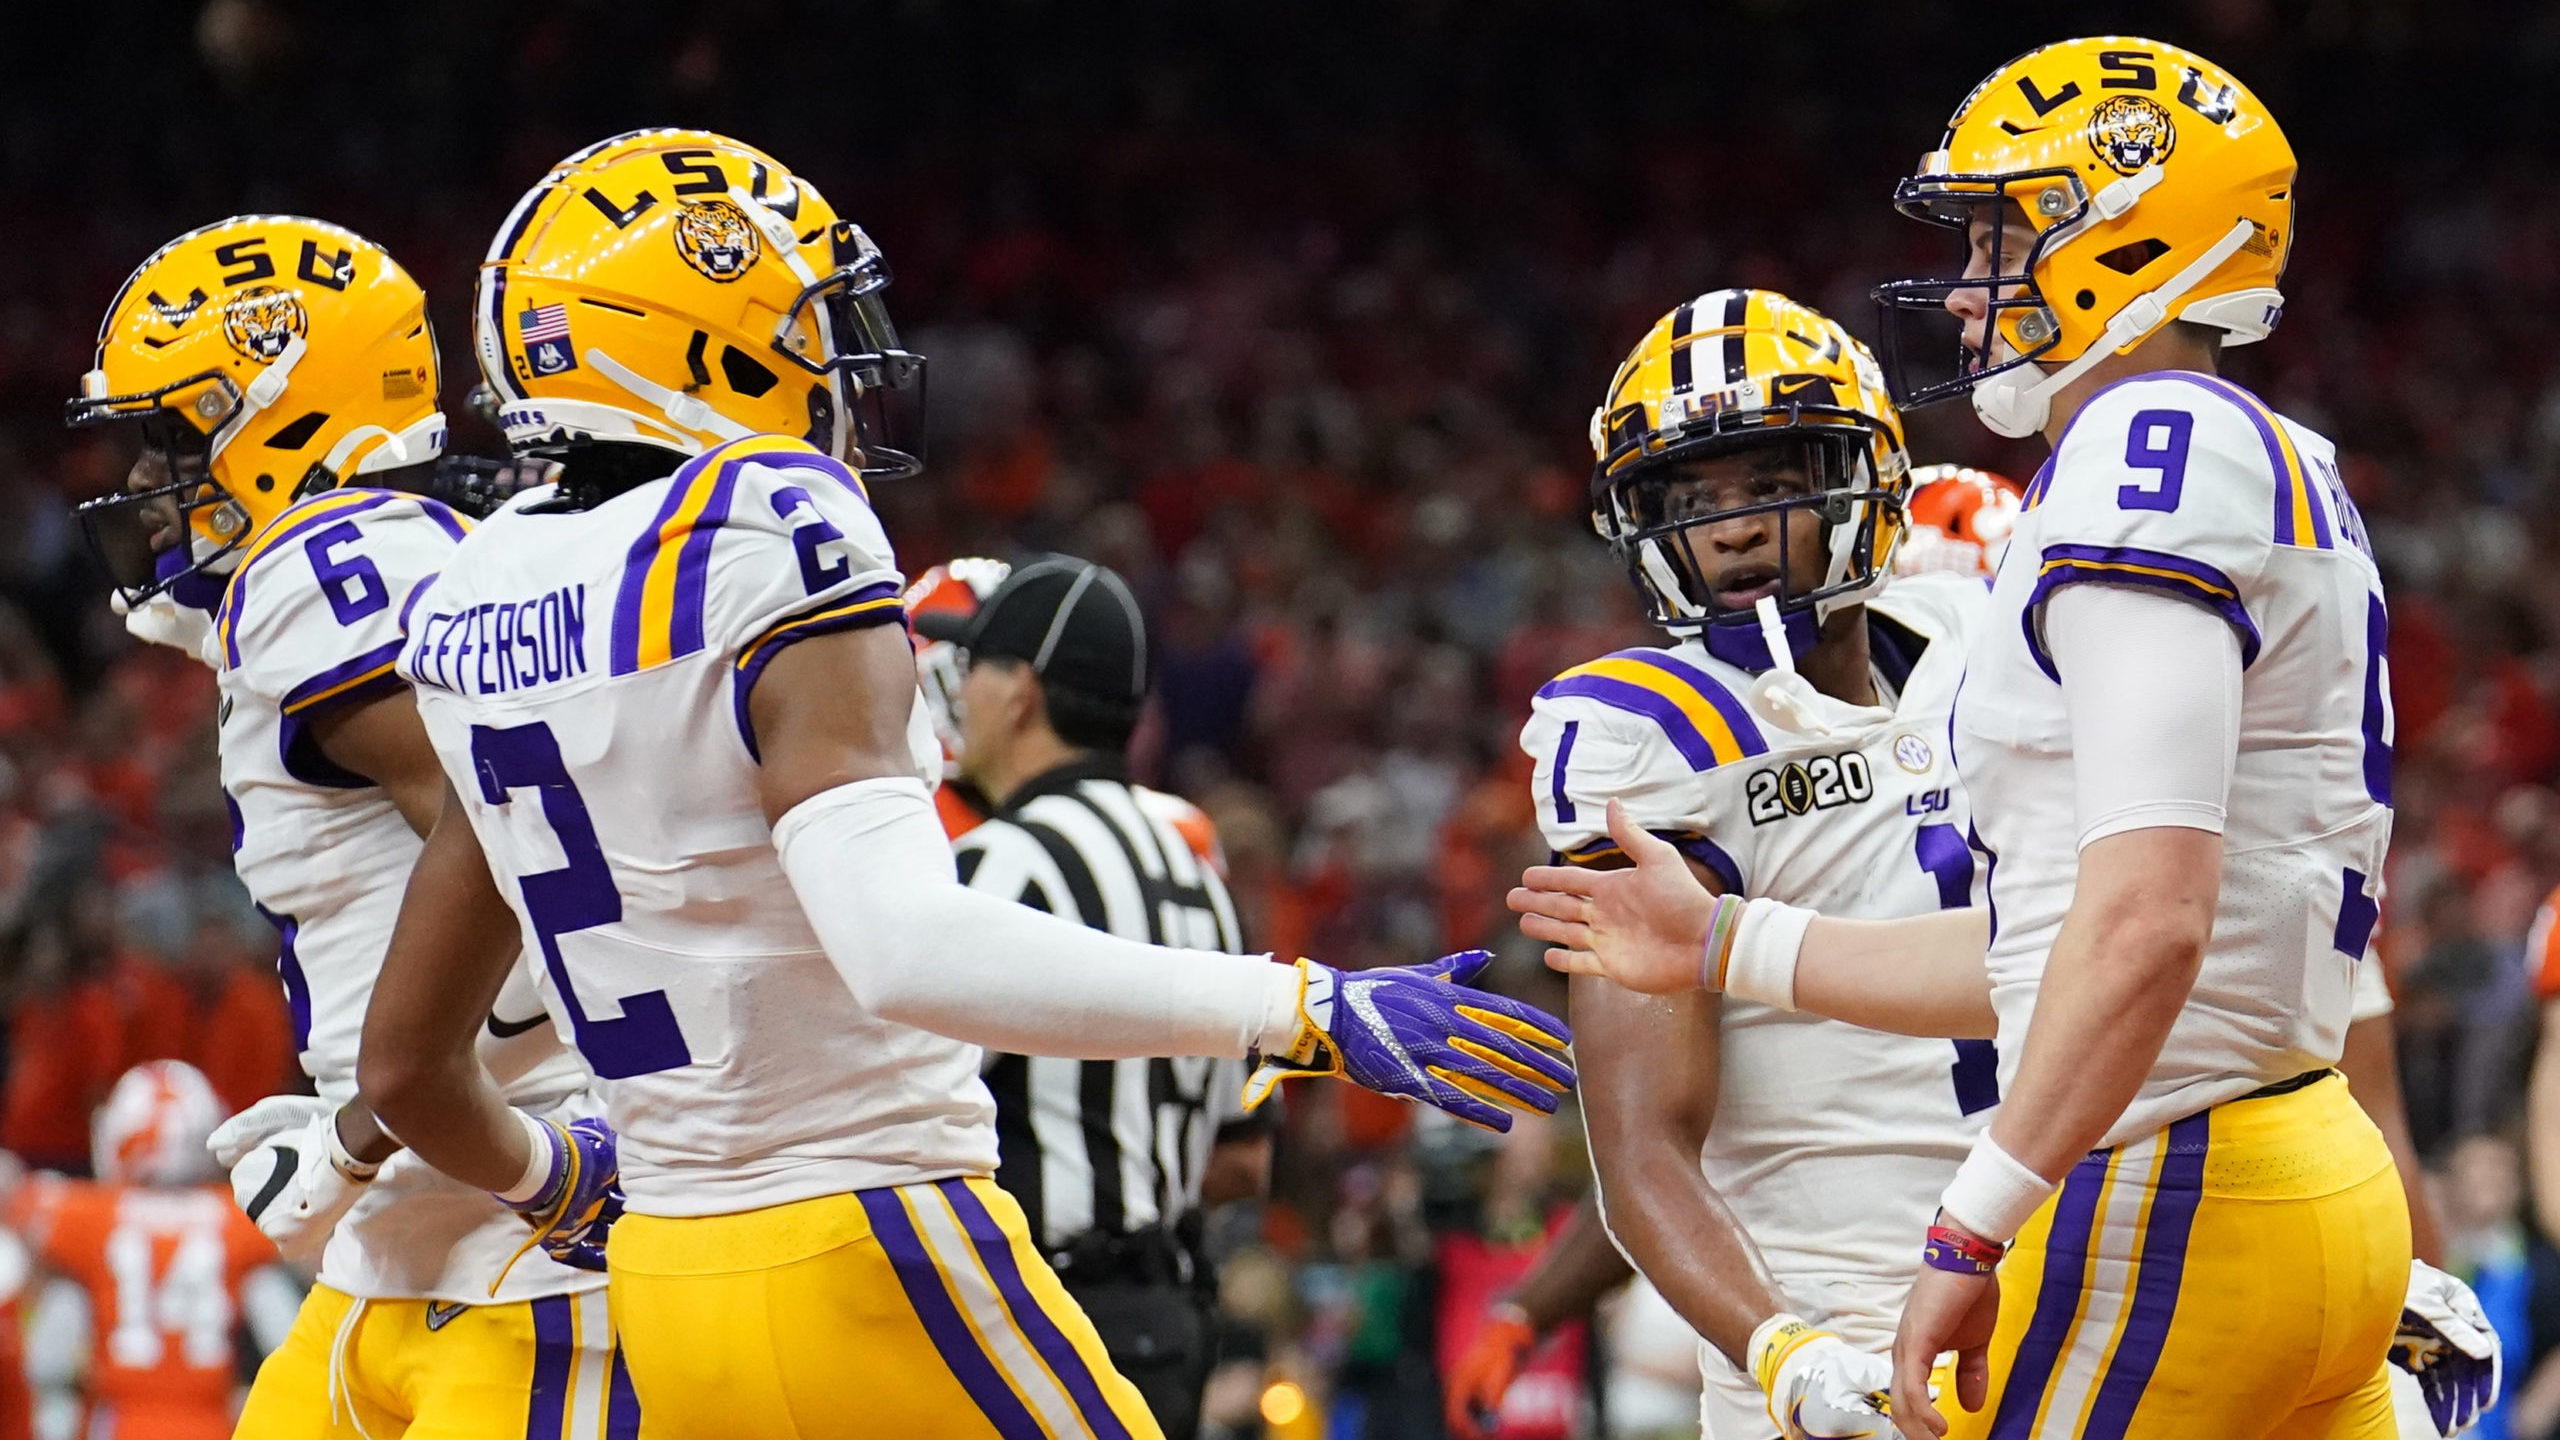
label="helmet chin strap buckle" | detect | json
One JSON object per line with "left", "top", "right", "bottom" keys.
{"left": 208, "top": 332, "right": 308, "bottom": 468}
{"left": 1975, "top": 216, "right": 2260, "bottom": 439}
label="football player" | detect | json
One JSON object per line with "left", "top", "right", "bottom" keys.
{"left": 1895, "top": 464, "right": 2021, "bottom": 577}
{"left": 1517, "top": 291, "right": 1987, "bottom": 1439}
{"left": 69, "top": 217, "right": 630, "bottom": 1438}
{"left": 5, "top": 1062, "right": 296, "bottom": 1440}
{"left": 908, "top": 557, "right": 1014, "bottom": 836}
{"left": 1513, "top": 38, "right": 2495, "bottom": 1440}
{"left": 350, "top": 129, "right": 1573, "bottom": 1440}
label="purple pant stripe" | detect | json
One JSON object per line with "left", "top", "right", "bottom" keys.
{"left": 1986, "top": 1149, "right": 2111, "bottom": 1440}
{"left": 935, "top": 1178, "right": 1138, "bottom": 1440}
{"left": 525, "top": 1295, "right": 574, "bottom": 1440}
{"left": 1549, "top": 719, "right": 1579, "bottom": 824}
{"left": 854, "top": 1186, "right": 1049, "bottom": 1440}
{"left": 2080, "top": 1111, "right": 2213, "bottom": 1439}
{"left": 605, "top": 1343, "right": 642, "bottom": 1440}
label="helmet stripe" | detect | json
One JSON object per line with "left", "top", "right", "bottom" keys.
{"left": 1666, "top": 302, "right": 1696, "bottom": 393}
{"left": 1720, "top": 290, "right": 1751, "bottom": 384}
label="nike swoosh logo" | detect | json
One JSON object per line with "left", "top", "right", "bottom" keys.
{"left": 486, "top": 1011, "right": 550, "bottom": 1039}
{"left": 1774, "top": 377, "right": 1825, "bottom": 396}
{"left": 425, "top": 1301, "right": 469, "bottom": 1331}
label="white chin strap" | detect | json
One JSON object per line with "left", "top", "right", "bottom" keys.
{"left": 587, "top": 348, "right": 755, "bottom": 444}
{"left": 1754, "top": 596, "right": 1797, "bottom": 678}
{"left": 329, "top": 412, "right": 450, "bottom": 478}
{"left": 207, "top": 332, "right": 307, "bottom": 468}
{"left": 1972, "top": 215, "right": 2259, "bottom": 439}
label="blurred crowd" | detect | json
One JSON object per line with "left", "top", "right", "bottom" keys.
{"left": 0, "top": 0, "right": 2557, "bottom": 1433}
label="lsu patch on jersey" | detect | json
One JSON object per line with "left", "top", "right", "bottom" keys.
{"left": 1520, "top": 572, "right": 1992, "bottom": 1352}
{"left": 1954, "top": 372, "right": 2392, "bottom": 1148}
{"left": 216, "top": 487, "right": 599, "bottom": 1304}
{"left": 400, "top": 434, "right": 975, "bottom": 1219}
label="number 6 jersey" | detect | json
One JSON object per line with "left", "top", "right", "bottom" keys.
{"left": 1518, "top": 572, "right": 1991, "bottom": 1351}
{"left": 217, "top": 487, "right": 599, "bottom": 1304}
{"left": 399, "top": 435, "right": 972, "bottom": 1219}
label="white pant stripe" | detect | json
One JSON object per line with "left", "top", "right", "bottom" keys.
{"left": 909, "top": 1187, "right": 1090, "bottom": 1440}
{"left": 565, "top": 1288, "right": 614, "bottom": 1440}
{"left": 2035, "top": 1133, "right": 2160, "bottom": 1437}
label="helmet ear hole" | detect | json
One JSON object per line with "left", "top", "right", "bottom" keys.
{"left": 718, "top": 347, "right": 779, "bottom": 398}
{"left": 263, "top": 411, "right": 331, "bottom": 450}
{"left": 2095, "top": 239, "right": 2170, "bottom": 275}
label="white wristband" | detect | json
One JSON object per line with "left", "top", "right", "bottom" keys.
{"left": 1938, "top": 1135, "right": 2056, "bottom": 1243}
{"left": 494, "top": 1110, "right": 560, "bottom": 1206}
{"left": 324, "top": 1109, "right": 380, "bottom": 1184}
{"left": 1724, "top": 897, "right": 1816, "bottom": 1010}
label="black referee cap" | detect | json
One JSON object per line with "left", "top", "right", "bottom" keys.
{"left": 912, "top": 557, "right": 1148, "bottom": 704}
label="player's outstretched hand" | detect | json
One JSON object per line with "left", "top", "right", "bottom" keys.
{"left": 1510, "top": 799, "right": 1732, "bottom": 994}
{"left": 1243, "top": 951, "right": 1574, "bottom": 1133}
{"left": 494, "top": 1116, "right": 624, "bottom": 1285}
{"left": 2392, "top": 1259, "right": 2500, "bottom": 1436}
{"left": 1891, "top": 1264, "right": 1998, "bottom": 1439}
{"left": 221, "top": 1106, "right": 373, "bottom": 1266}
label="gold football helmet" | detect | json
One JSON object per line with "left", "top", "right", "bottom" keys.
{"left": 475, "top": 131, "right": 922, "bottom": 478}
{"left": 68, "top": 216, "right": 444, "bottom": 601}
{"left": 1590, "top": 289, "right": 1910, "bottom": 660}
{"left": 1874, "top": 37, "right": 2295, "bottom": 436}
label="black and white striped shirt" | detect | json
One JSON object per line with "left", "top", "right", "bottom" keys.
{"left": 955, "top": 761, "right": 1261, "bottom": 1252}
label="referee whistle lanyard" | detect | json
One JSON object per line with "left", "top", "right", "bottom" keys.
{"left": 1743, "top": 595, "right": 1892, "bottom": 740}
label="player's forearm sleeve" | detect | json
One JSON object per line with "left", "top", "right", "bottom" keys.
{"left": 773, "top": 777, "right": 1303, "bottom": 1059}
{"left": 2045, "top": 581, "right": 2242, "bottom": 849}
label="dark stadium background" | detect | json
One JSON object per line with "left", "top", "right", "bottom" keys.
{"left": 0, "top": 2, "right": 2556, "bottom": 1435}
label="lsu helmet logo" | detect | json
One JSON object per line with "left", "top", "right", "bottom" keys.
{"left": 2086, "top": 94, "right": 2178, "bottom": 175}
{"left": 220, "top": 284, "right": 308, "bottom": 362}
{"left": 672, "top": 198, "right": 759, "bottom": 282}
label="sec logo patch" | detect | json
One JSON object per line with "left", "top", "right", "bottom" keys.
{"left": 1893, "top": 733, "right": 1934, "bottom": 773}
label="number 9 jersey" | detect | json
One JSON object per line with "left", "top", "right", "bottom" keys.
{"left": 1518, "top": 571, "right": 1992, "bottom": 1356}
{"left": 398, "top": 435, "right": 965, "bottom": 1218}
{"left": 1953, "top": 372, "right": 2392, "bottom": 1148}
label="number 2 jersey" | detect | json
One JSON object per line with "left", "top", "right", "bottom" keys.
{"left": 1518, "top": 572, "right": 1992, "bottom": 1349}
{"left": 1955, "top": 372, "right": 2393, "bottom": 1148}
{"left": 399, "top": 435, "right": 973, "bottom": 1219}
{"left": 216, "top": 487, "right": 599, "bottom": 1303}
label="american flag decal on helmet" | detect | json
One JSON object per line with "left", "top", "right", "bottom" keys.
{"left": 519, "top": 303, "right": 577, "bottom": 376}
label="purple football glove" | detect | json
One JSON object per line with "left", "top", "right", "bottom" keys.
{"left": 2392, "top": 1260, "right": 2500, "bottom": 1436}
{"left": 1242, "top": 951, "right": 1575, "bottom": 1132}
{"left": 495, "top": 1117, "right": 624, "bottom": 1280}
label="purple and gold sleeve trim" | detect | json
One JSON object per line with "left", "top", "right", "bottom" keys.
{"left": 2023, "top": 542, "right": 2261, "bottom": 681}
{"left": 1534, "top": 650, "right": 1767, "bottom": 771}
{"left": 730, "top": 581, "right": 908, "bottom": 761}
{"left": 276, "top": 639, "right": 407, "bottom": 790}
{"left": 1556, "top": 829, "right": 1743, "bottom": 894}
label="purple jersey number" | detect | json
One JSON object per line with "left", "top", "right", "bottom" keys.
{"left": 1916, "top": 823, "right": 2000, "bottom": 1116}
{"left": 469, "top": 721, "right": 691, "bottom": 1079}
{"left": 2117, "top": 409, "right": 2193, "bottom": 514}
{"left": 769, "top": 485, "right": 851, "bottom": 596}
{"left": 304, "top": 521, "right": 391, "bottom": 624}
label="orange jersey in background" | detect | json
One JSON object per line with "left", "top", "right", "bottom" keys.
{"left": 2532, "top": 886, "right": 2560, "bottom": 999}
{"left": 8, "top": 1178, "right": 276, "bottom": 1439}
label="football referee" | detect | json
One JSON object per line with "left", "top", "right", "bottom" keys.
{"left": 918, "top": 558, "right": 1274, "bottom": 1440}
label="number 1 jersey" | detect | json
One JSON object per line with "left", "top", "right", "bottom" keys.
{"left": 399, "top": 435, "right": 977, "bottom": 1219}
{"left": 1518, "top": 573, "right": 1991, "bottom": 1349}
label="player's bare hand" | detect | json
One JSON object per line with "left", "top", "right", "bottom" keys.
{"left": 1892, "top": 1263, "right": 1998, "bottom": 1439}
{"left": 1508, "top": 799, "right": 1721, "bottom": 993}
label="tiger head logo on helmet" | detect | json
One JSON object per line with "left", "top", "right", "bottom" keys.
{"left": 67, "top": 216, "right": 446, "bottom": 605}
{"left": 476, "top": 130, "right": 925, "bottom": 503}
{"left": 1589, "top": 289, "right": 1910, "bottom": 671}
{"left": 1872, "top": 38, "right": 2295, "bottom": 439}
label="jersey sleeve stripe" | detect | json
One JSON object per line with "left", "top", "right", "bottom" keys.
{"left": 2152, "top": 372, "right": 2331, "bottom": 551}
{"left": 414, "top": 496, "right": 471, "bottom": 543}
{"left": 2023, "top": 542, "right": 2263, "bottom": 680}
{"left": 278, "top": 639, "right": 407, "bottom": 717}
{"left": 728, "top": 582, "right": 907, "bottom": 761}
{"left": 1537, "top": 652, "right": 1766, "bottom": 769}
{"left": 1560, "top": 829, "right": 1743, "bottom": 892}
{"left": 606, "top": 439, "right": 788, "bottom": 674}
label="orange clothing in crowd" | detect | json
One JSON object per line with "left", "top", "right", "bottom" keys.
{"left": 0, "top": 983, "right": 123, "bottom": 1171}
{"left": 7, "top": 1178, "right": 275, "bottom": 1440}
{"left": 2530, "top": 886, "right": 2560, "bottom": 1000}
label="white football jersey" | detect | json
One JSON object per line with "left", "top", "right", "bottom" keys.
{"left": 1521, "top": 573, "right": 1993, "bottom": 1356}
{"left": 1954, "top": 371, "right": 2391, "bottom": 1147}
{"left": 399, "top": 435, "right": 977, "bottom": 1219}
{"left": 217, "top": 487, "right": 598, "bottom": 1303}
